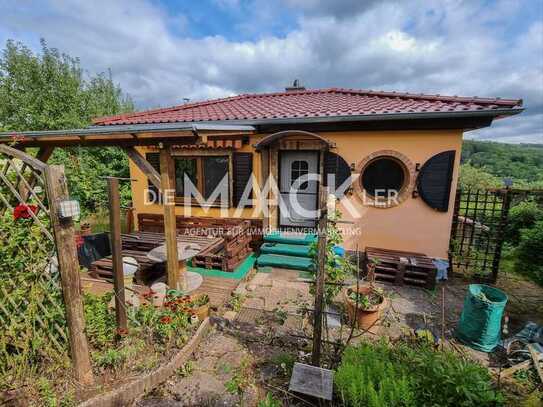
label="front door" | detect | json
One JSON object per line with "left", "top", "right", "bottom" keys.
{"left": 279, "top": 151, "right": 319, "bottom": 228}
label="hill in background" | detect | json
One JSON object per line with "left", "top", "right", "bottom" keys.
{"left": 460, "top": 140, "right": 543, "bottom": 189}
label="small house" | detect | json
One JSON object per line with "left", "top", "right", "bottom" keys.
{"left": 0, "top": 85, "right": 523, "bottom": 278}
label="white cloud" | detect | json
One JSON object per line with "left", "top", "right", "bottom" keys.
{"left": 0, "top": 0, "right": 541, "bottom": 142}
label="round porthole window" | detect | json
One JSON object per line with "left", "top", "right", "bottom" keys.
{"left": 355, "top": 150, "right": 415, "bottom": 208}
{"left": 361, "top": 157, "right": 406, "bottom": 197}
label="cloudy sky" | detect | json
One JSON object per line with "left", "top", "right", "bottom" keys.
{"left": 0, "top": 0, "right": 542, "bottom": 143}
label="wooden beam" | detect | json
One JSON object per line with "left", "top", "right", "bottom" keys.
{"left": 44, "top": 165, "right": 94, "bottom": 385}
{"left": 107, "top": 177, "right": 128, "bottom": 333}
{"left": 159, "top": 147, "right": 185, "bottom": 291}
{"left": 124, "top": 147, "right": 161, "bottom": 190}
{"left": 36, "top": 146, "right": 55, "bottom": 163}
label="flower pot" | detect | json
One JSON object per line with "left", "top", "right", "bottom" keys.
{"left": 343, "top": 285, "right": 386, "bottom": 330}
{"left": 194, "top": 304, "right": 210, "bottom": 321}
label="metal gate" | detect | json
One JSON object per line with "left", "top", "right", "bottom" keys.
{"left": 0, "top": 144, "right": 92, "bottom": 389}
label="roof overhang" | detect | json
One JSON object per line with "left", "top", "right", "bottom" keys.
{"left": 0, "top": 123, "right": 256, "bottom": 148}
{"left": 90, "top": 107, "right": 523, "bottom": 128}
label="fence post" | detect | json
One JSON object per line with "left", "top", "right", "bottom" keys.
{"left": 492, "top": 187, "right": 512, "bottom": 282}
{"left": 312, "top": 186, "right": 328, "bottom": 367}
{"left": 44, "top": 165, "right": 94, "bottom": 385}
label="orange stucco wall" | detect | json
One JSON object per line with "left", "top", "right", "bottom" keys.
{"left": 128, "top": 129, "right": 463, "bottom": 259}
{"left": 322, "top": 130, "right": 463, "bottom": 259}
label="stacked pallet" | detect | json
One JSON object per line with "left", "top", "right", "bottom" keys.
{"left": 138, "top": 214, "right": 255, "bottom": 272}
{"left": 88, "top": 233, "right": 223, "bottom": 282}
{"left": 365, "top": 247, "right": 437, "bottom": 290}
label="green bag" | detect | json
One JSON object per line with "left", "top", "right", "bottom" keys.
{"left": 455, "top": 284, "right": 508, "bottom": 352}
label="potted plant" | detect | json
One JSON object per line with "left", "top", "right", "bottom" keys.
{"left": 343, "top": 258, "right": 386, "bottom": 330}
{"left": 191, "top": 293, "right": 210, "bottom": 320}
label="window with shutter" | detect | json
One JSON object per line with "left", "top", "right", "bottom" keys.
{"left": 323, "top": 151, "right": 351, "bottom": 197}
{"left": 416, "top": 150, "right": 456, "bottom": 212}
{"left": 233, "top": 152, "right": 253, "bottom": 207}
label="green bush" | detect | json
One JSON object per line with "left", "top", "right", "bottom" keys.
{"left": 505, "top": 200, "right": 543, "bottom": 245}
{"left": 335, "top": 340, "right": 503, "bottom": 407}
{"left": 335, "top": 342, "right": 415, "bottom": 407}
{"left": 515, "top": 220, "right": 543, "bottom": 285}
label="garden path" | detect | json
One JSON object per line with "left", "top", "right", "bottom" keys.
{"left": 133, "top": 268, "right": 543, "bottom": 406}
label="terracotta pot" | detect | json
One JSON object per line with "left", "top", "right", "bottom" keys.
{"left": 343, "top": 285, "right": 386, "bottom": 330}
{"left": 194, "top": 304, "right": 210, "bottom": 321}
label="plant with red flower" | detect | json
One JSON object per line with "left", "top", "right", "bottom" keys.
{"left": 117, "top": 327, "right": 128, "bottom": 336}
{"left": 13, "top": 204, "right": 38, "bottom": 220}
{"left": 160, "top": 315, "right": 172, "bottom": 324}
{"left": 75, "top": 234, "right": 84, "bottom": 249}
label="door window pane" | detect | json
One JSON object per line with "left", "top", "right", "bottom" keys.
{"left": 291, "top": 160, "right": 309, "bottom": 190}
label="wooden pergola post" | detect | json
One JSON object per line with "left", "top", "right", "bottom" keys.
{"left": 107, "top": 177, "right": 128, "bottom": 333}
{"left": 45, "top": 165, "right": 94, "bottom": 385}
{"left": 159, "top": 146, "right": 185, "bottom": 291}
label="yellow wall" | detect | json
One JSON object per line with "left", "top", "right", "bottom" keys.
{"left": 129, "top": 129, "right": 463, "bottom": 259}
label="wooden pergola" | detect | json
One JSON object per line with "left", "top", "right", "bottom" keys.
{"left": 0, "top": 122, "right": 256, "bottom": 290}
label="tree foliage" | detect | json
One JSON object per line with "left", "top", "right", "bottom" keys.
{"left": 461, "top": 140, "right": 543, "bottom": 188}
{"left": 0, "top": 39, "right": 134, "bottom": 213}
{"left": 458, "top": 164, "right": 501, "bottom": 190}
{"left": 515, "top": 220, "right": 543, "bottom": 285}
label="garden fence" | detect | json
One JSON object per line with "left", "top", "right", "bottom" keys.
{"left": 0, "top": 145, "right": 93, "bottom": 389}
{"left": 449, "top": 187, "right": 543, "bottom": 283}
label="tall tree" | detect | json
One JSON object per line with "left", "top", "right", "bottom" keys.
{"left": 0, "top": 39, "right": 134, "bottom": 213}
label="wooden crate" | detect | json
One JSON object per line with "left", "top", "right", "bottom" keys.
{"left": 365, "top": 247, "right": 437, "bottom": 290}
{"left": 137, "top": 214, "right": 256, "bottom": 272}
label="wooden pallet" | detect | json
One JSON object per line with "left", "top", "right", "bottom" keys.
{"left": 89, "top": 233, "right": 223, "bottom": 282}
{"left": 137, "top": 214, "right": 257, "bottom": 272}
{"left": 365, "top": 247, "right": 437, "bottom": 290}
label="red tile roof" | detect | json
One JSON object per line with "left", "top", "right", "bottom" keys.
{"left": 93, "top": 88, "right": 523, "bottom": 126}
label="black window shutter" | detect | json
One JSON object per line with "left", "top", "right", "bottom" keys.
{"left": 323, "top": 151, "right": 351, "bottom": 197}
{"left": 233, "top": 152, "right": 253, "bottom": 207}
{"left": 417, "top": 150, "right": 456, "bottom": 212}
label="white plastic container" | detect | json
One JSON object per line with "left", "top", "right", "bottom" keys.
{"left": 122, "top": 257, "right": 138, "bottom": 287}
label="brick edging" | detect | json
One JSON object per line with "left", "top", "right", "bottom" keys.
{"left": 79, "top": 318, "right": 211, "bottom": 407}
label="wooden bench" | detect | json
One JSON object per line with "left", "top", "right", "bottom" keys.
{"left": 365, "top": 247, "right": 437, "bottom": 290}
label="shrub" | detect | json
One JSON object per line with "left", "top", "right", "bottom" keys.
{"left": 505, "top": 200, "right": 543, "bottom": 245}
{"left": 392, "top": 342, "right": 502, "bottom": 406}
{"left": 335, "top": 340, "right": 503, "bottom": 407}
{"left": 335, "top": 342, "right": 415, "bottom": 407}
{"left": 515, "top": 220, "right": 543, "bottom": 285}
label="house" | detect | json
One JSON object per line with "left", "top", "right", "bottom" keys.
{"left": 0, "top": 85, "right": 523, "bottom": 276}
{"left": 91, "top": 86, "right": 522, "bottom": 260}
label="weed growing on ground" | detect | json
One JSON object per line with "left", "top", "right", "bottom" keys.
{"left": 228, "top": 293, "right": 245, "bottom": 312}
{"left": 176, "top": 361, "right": 194, "bottom": 377}
{"left": 224, "top": 357, "right": 254, "bottom": 396}
{"left": 270, "top": 352, "right": 296, "bottom": 377}
{"left": 257, "top": 392, "right": 282, "bottom": 407}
